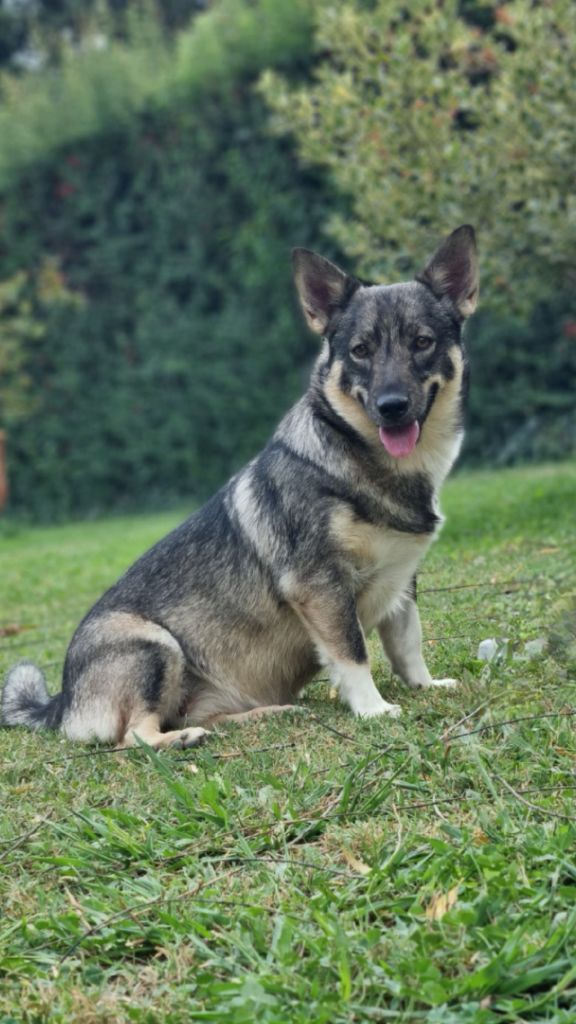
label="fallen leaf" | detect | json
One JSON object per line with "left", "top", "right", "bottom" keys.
{"left": 553, "top": 746, "right": 576, "bottom": 759}
{"left": 342, "top": 848, "right": 371, "bottom": 875}
{"left": 0, "top": 623, "right": 33, "bottom": 638}
{"left": 425, "top": 885, "right": 459, "bottom": 920}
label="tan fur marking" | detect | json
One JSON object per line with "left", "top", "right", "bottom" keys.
{"left": 351, "top": 383, "right": 369, "bottom": 405}
{"left": 423, "top": 372, "right": 445, "bottom": 393}
{"left": 396, "top": 347, "right": 465, "bottom": 481}
{"left": 324, "top": 361, "right": 379, "bottom": 444}
{"left": 460, "top": 289, "right": 479, "bottom": 318}
{"left": 330, "top": 505, "right": 430, "bottom": 566}
{"left": 331, "top": 506, "right": 386, "bottom": 566}
{"left": 83, "top": 612, "right": 182, "bottom": 655}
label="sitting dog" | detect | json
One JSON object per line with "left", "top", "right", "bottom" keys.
{"left": 1, "top": 226, "right": 479, "bottom": 748}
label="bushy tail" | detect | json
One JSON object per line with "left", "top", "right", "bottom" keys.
{"left": 1, "top": 661, "right": 62, "bottom": 731}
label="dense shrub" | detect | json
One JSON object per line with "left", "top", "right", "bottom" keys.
{"left": 0, "top": 0, "right": 340, "bottom": 520}
{"left": 1, "top": 102, "right": 336, "bottom": 519}
{"left": 262, "top": 0, "right": 575, "bottom": 307}
{"left": 0, "top": 0, "right": 315, "bottom": 191}
{"left": 465, "top": 300, "right": 576, "bottom": 466}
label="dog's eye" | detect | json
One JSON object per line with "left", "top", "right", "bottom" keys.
{"left": 414, "top": 335, "right": 435, "bottom": 351}
{"left": 351, "top": 343, "right": 369, "bottom": 359}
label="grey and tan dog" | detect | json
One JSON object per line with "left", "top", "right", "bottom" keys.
{"left": 2, "top": 226, "right": 479, "bottom": 749}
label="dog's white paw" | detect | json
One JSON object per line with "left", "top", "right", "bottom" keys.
{"left": 355, "top": 699, "right": 402, "bottom": 719}
{"left": 406, "top": 677, "right": 459, "bottom": 690}
{"left": 169, "top": 727, "right": 211, "bottom": 749}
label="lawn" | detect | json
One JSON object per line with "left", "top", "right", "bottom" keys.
{"left": 1, "top": 463, "right": 575, "bottom": 1023}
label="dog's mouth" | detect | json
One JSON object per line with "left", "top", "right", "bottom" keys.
{"left": 378, "top": 421, "right": 420, "bottom": 459}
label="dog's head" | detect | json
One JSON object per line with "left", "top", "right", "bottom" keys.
{"left": 293, "top": 226, "right": 478, "bottom": 458}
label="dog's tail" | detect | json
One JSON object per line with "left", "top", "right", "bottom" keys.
{"left": 1, "top": 661, "right": 62, "bottom": 731}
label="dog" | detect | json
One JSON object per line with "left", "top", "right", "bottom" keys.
{"left": 1, "top": 225, "right": 479, "bottom": 749}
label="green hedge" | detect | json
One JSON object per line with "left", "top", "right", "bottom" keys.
{"left": 0, "top": 0, "right": 343, "bottom": 520}
{"left": 0, "top": 0, "right": 315, "bottom": 191}
{"left": 1, "top": 99, "right": 337, "bottom": 519}
{"left": 465, "top": 299, "right": 576, "bottom": 467}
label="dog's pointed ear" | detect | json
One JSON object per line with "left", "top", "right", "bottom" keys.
{"left": 292, "top": 249, "right": 359, "bottom": 334}
{"left": 417, "top": 225, "right": 479, "bottom": 318}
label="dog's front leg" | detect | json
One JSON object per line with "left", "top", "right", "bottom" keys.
{"left": 290, "top": 587, "right": 401, "bottom": 718}
{"left": 378, "top": 597, "right": 457, "bottom": 690}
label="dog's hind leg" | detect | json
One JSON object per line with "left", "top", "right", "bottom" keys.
{"left": 120, "top": 712, "right": 209, "bottom": 750}
{"left": 378, "top": 598, "right": 458, "bottom": 690}
{"left": 206, "top": 704, "right": 301, "bottom": 726}
{"left": 61, "top": 612, "right": 211, "bottom": 747}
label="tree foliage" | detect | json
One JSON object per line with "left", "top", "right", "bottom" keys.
{"left": 465, "top": 299, "right": 576, "bottom": 465}
{"left": 0, "top": 0, "right": 205, "bottom": 70}
{"left": 262, "top": 0, "right": 576, "bottom": 308}
{"left": 0, "top": 0, "right": 314, "bottom": 189}
{"left": 0, "top": 260, "right": 81, "bottom": 428}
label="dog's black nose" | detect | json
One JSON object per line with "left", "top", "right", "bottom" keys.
{"left": 376, "top": 391, "right": 409, "bottom": 421}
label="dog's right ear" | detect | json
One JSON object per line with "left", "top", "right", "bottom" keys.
{"left": 292, "top": 249, "right": 359, "bottom": 334}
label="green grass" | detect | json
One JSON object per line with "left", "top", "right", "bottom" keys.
{"left": 1, "top": 463, "right": 575, "bottom": 1023}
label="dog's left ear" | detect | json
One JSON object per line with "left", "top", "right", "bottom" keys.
{"left": 292, "top": 249, "right": 359, "bottom": 334}
{"left": 417, "top": 225, "right": 479, "bottom": 318}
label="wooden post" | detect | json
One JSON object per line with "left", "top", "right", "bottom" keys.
{"left": 0, "top": 431, "right": 7, "bottom": 512}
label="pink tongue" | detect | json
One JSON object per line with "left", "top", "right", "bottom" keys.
{"left": 379, "top": 421, "right": 420, "bottom": 458}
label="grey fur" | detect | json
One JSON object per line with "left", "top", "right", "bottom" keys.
{"left": 2, "top": 662, "right": 52, "bottom": 729}
{"left": 1, "top": 227, "right": 479, "bottom": 748}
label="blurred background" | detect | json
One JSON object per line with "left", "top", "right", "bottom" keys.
{"left": 0, "top": 0, "right": 573, "bottom": 521}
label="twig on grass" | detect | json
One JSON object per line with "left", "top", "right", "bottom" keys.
{"left": 209, "top": 741, "right": 299, "bottom": 761}
{"left": 0, "top": 813, "right": 54, "bottom": 861}
{"left": 308, "top": 707, "right": 576, "bottom": 755}
{"left": 493, "top": 773, "right": 576, "bottom": 823}
{"left": 394, "top": 782, "right": 576, "bottom": 816}
{"left": 441, "top": 694, "right": 508, "bottom": 738}
{"left": 420, "top": 576, "right": 536, "bottom": 594}
{"left": 272, "top": 783, "right": 576, "bottom": 833}
{"left": 307, "top": 715, "right": 365, "bottom": 747}
{"left": 380, "top": 802, "right": 403, "bottom": 872}
{"left": 446, "top": 709, "right": 576, "bottom": 743}
{"left": 59, "top": 891, "right": 305, "bottom": 964}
